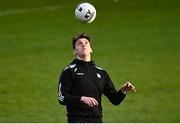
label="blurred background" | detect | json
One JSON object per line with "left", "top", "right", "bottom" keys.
{"left": 0, "top": 0, "right": 180, "bottom": 122}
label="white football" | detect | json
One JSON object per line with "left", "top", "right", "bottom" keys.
{"left": 75, "top": 3, "right": 96, "bottom": 23}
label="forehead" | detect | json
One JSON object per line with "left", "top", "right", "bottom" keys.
{"left": 76, "top": 38, "right": 90, "bottom": 44}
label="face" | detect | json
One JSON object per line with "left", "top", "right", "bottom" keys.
{"left": 74, "top": 38, "right": 92, "bottom": 57}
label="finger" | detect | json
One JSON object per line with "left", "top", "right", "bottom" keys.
{"left": 126, "top": 82, "right": 132, "bottom": 88}
{"left": 85, "top": 97, "right": 92, "bottom": 107}
{"left": 89, "top": 98, "right": 98, "bottom": 106}
{"left": 92, "top": 99, "right": 98, "bottom": 106}
{"left": 127, "top": 82, "right": 130, "bottom": 87}
{"left": 128, "top": 83, "right": 136, "bottom": 92}
{"left": 92, "top": 100, "right": 97, "bottom": 106}
{"left": 89, "top": 98, "right": 98, "bottom": 107}
{"left": 131, "top": 87, "right": 136, "bottom": 92}
{"left": 88, "top": 100, "right": 93, "bottom": 107}
{"left": 128, "top": 83, "right": 134, "bottom": 89}
{"left": 87, "top": 98, "right": 93, "bottom": 107}
{"left": 127, "top": 82, "right": 134, "bottom": 88}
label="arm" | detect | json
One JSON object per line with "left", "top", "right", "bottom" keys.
{"left": 103, "top": 71, "right": 126, "bottom": 105}
{"left": 58, "top": 68, "right": 81, "bottom": 105}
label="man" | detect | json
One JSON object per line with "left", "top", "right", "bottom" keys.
{"left": 58, "top": 33, "right": 136, "bottom": 123}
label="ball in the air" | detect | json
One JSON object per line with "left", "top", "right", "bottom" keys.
{"left": 75, "top": 3, "right": 96, "bottom": 23}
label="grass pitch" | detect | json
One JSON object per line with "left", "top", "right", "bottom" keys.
{"left": 0, "top": 0, "right": 180, "bottom": 122}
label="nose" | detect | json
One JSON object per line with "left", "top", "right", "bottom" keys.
{"left": 82, "top": 43, "right": 86, "bottom": 47}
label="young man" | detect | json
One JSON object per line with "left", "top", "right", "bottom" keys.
{"left": 58, "top": 33, "right": 136, "bottom": 123}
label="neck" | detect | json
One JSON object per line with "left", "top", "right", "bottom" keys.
{"left": 76, "top": 55, "right": 91, "bottom": 62}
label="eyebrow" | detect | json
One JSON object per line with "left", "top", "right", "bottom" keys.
{"left": 77, "top": 39, "right": 89, "bottom": 43}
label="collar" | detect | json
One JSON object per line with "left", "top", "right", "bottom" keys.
{"left": 72, "top": 59, "right": 95, "bottom": 66}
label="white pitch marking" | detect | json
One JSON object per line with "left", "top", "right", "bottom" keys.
{"left": 0, "top": 6, "right": 62, "bottom": 16}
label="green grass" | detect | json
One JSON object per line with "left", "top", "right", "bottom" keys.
{"left": 0, "top": 0, "right": 180, "bottom": 122}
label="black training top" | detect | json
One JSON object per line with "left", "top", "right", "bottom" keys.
{"left": 58, "top": 59, "right": 126, "bottom": 120}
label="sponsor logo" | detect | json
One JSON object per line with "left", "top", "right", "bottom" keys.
{"left": 76, "top": 73, "right": 84, "bottom": 75}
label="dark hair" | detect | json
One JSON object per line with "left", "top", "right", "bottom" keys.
{"left": 72, "top": 33, "right": 91, "bottom": 49}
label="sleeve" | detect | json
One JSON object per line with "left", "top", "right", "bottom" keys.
{"left": 58, "top": 68, "right": 81, "bottom": 105}
{"left": 103, "top": 71, "right": 126, "bottom": 105}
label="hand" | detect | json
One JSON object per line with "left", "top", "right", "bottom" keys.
{"left": 80, "top": 96, "right": 98, "bottom": 107}
{"left": 121, "top": 82, "right": 136, "bottom": 93}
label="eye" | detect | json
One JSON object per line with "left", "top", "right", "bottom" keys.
{"left": 76, "top": 42, "right": 83, "bottom": 46}
{"left": 85, "top": 41, "right": 89, "bottom": 45}
{"left": 77, "top": 42, "right": 82, "bottom": 45}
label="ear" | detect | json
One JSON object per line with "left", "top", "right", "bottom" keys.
{"left": 73, "top": 50, "right": 77, "bottom": 55}
{"left": 90, "top": 48, "right": 93, "bottom": 53}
